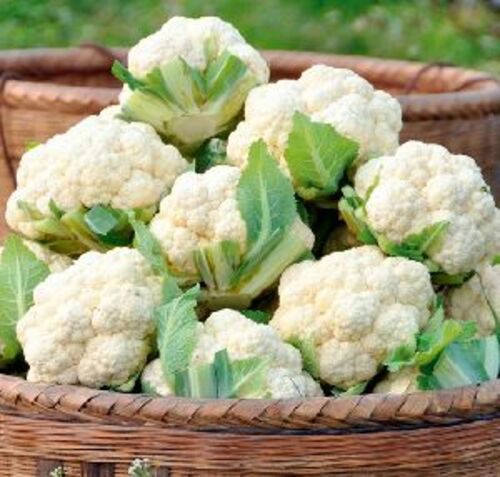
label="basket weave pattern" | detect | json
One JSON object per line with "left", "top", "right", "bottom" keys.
{"left": 0, "top": 374, "right": 499, "bottom": 476}
{"left": 0, "top": 48, "right": 499, "bottom": 475}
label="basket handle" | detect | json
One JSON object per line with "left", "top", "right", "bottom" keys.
{"left": 79, "top": 42, "right": 123, "bottom": 65}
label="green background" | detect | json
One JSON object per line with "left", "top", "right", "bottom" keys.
{"left": 1, "top": 0, "right": 499, "bottom": 75}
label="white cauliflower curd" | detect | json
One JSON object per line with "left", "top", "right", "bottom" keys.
{"left": 127, "top": 16, "right": 268, "bottom": 84}
{"left": 6, "top": 114, "right": 188, "bottom": 240}
{"left": 270, "top": 246, "right": 435, "bottom": 389}
{"left": 141, "top": 309, "right": 323, "bottom": 399}
{"left": 353, "top": 141, "right": 500, "bottom": 275}
{"left": 227, "top": 64, "right": 402, "bottom": 173}
{"left": 150, "top": 165, "right": 246, "bottom": 275}
{"left": 17, "top": 248, "right": 161, "bottom": 388}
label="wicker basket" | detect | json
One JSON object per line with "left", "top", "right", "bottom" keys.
{"left": 0, "top": 48, "right": 499, "bottom": 476}
{"left": 0, "top": 374, "right": 499, "bottom": 476}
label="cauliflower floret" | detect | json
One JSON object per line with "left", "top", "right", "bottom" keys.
{"left": 354, "top": 141, "right": 499, "bottom": 275}
{"left": 270, "top": 246, "right": 435, "bottom": 389}
{"left": 0, "top": 239, "right": 72, "bottom": 273}
{"left": 374, "top": 368, "right": 420, "bottom": 394}
{"left": 141, "top": 309, "right": 323, "bottom": 399}
{"left": 447, "top": 260, "right": 500, "bottom": 336}
{"left": 149, "top": 165, "right": 314, "bottom": 277}
{"left": 17, "top": 248, "right": 161, "bottom": 388}
{"left": 227, "top": 65, "right": 402, "bottom": 173}
{"left": 141, "top": 359, "right": 172, "bottom": 396}
{"left": 6, "top": 115, "right": 188, "bottom": 239}
{"left": 127, "top": 16, "right": 268, "bottom": 84}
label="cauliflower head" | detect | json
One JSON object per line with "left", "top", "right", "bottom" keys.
{"left": 150, "top": 166, "right": 247, "bottom": 275}
{"left": 353, "top": 141, "right": 499, "bottom": 275}
{"left": 447, "top": 260, "right": 500, "bottom": 336}
{"left": 17, "top": 248, "right": 161, "bottom": 388}
{"left": 142, "top": 309, "right": 323, "bottom": 399}
{"left": 6, "top": 115, "right": 188, "bottom": 240}
{"left": 116, "top": 16, "right": 269, "bottom": 153}
{"left": 150, "top": 165, "right": 314, "bottom": 277}
{"left": 270, "top": 246, "right": 435, "bottom": 389}
{"left": 227, "top": 65, "right": 402, "bottom": 174}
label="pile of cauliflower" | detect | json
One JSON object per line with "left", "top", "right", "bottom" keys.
{"left": 0, "top": 16, "right": 498, "bottom": 399}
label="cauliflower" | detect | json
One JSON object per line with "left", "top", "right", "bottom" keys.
{"left": 270, "top": 246, "right": 435, "bottom": 389}
{"left": 374, "top": 368, "right": 420, "bottom": 394}
{"left": 149, "top": 142, "right": 315, "bottom": 308}
{"left": 0, "top": 239, "right": 71, "bottom": 273}
{"left": 141, "top": 309, "right": 323, "bottom": 399}
{"left": 114, "top": 16, "right": 269, "bottom": 153}
{"left": 447, "top": 260, "right": 500, "bottom": 336}
{"left": 227, "top": 65, "right": 402, "bottom": 183}
{"left": 150, "top": 166, "right": 246, "bottom": 276}
{"left": 17, "top": 248, "right": 161, "bottom": 388}
{"left": 345, "top": 141, "right": 499, "bottom": 276}
{"left": 6, "top": 114, "right": 188, "bottom": 255}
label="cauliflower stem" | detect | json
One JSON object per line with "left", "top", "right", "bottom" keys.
{"left": 113, "top": 51, "right": 260, "bottom": 154}
{"left": 174, "top": 349, "right": 269, "bottom": 399}
{"left": 196, "top": 228, "right": 313, "bottom": 309}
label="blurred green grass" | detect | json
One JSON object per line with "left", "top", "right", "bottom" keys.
{"left": 1, "top": 0, "right": 499, "bottom": 74}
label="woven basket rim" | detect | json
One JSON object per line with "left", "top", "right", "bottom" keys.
{"left": 1, "top": 47, "right": 499, "bottom": 120}
{"left": 0, "top": 373, "right": 498, "bottom": 431}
